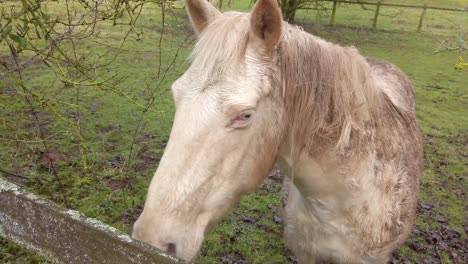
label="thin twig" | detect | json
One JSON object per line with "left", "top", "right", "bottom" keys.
{"left": 427, "top": 25, "right": 464, "bottom": 54}
{"left": 0, "top": 168, "right": 28, "bottom": 180}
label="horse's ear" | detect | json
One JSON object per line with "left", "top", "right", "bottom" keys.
{"left": 250, "top": 0, "right": 283, "bottom": 51}
{"left": 186, "top": 0, "right": 221, "bottom": 34}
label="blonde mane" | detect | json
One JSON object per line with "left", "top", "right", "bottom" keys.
{"left": 279, "top": 25, "right": 385, "bottom": 158}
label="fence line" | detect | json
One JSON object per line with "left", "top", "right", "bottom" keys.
{"left": 298, "top": 0, "right": 467, "bottom": 31}
{"left": 0, "top": 178, "right": 184, "bottom": 264}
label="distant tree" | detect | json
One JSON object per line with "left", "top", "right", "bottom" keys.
{"left": 279, "top": 0, "right": 383, "bottom": 24}
{"left": 280, "top": 0, "right": 322, "bottom": 23}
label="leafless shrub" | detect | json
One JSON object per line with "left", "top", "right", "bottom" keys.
{"left": 0, "top": 0, "right": 188, "bottom": 177}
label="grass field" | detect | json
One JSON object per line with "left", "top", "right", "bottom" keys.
{"left": 0, "top": 0, "right": 467, "bottom": 263}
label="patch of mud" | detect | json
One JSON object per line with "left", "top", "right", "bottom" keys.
{"left": 104, "top": 177, "right": 137, "bottom": 191}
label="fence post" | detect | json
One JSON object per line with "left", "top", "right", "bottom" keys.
{"left": 373, "top": 1, "right": 382, "bottom": 29}
{"left": 417, "top": 4, "right": 428, "bottom": 32}
{"left": 330, "top": 0, "right": 338, "bottom": 27}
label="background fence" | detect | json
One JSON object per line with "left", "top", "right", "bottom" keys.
{"left": 298, "top": 0, "right": 467, "bottom": 31}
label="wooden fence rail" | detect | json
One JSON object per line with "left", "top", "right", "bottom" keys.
{"left": 298, "top": 0, "right": 467, "bottom": 31}
{"left": 0, "top": 178, "right": 185, "bottom": 264}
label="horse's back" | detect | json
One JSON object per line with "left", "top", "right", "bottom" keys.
{"left": 366, "top": 58, "right": 416, "bottom": 111}
{"left": 366, "top": 57, "right": 423, "bottom": 169}
{"left": 367, "top": 56, "right": 423, "bottom": 179}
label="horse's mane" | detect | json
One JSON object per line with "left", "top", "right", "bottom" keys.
{"left": 191, "top": 12, "right": 404, "bottom": 159}
{"left": 279, "top": 25, "right": 385, "bottom": 157}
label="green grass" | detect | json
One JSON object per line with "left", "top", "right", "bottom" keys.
{"left": 1, "top": 0, "right": 467, "bottom": 263}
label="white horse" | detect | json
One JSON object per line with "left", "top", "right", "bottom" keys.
{"left": 133, "top": 0, "right": 423, "bottom": 263}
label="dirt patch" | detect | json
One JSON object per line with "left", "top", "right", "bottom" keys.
{"left": 0, "top": 55, "right": 44, "bottom": 70}
{"left": 391, "top": 202, "right": 468, "bottom": 264}
{"left": 104, "top": 177, "right": 137, "bottom": 191}
{"left": 0, "top": 88, "right": 17, "bottom": 95}
{"left": 113, "top": 205, "right": 143, "bottom": 226}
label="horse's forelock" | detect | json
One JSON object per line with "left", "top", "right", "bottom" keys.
{"left": 190, "top": 12, "right": 250, "bottom": 84}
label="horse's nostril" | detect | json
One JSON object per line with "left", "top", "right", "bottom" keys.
{"left": 167, "top": 242, "right": 176, "bottom": 255}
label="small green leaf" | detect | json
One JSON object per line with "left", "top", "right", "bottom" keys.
{"left": 8, "top": 33, "right": 22, "bottom": 44}
{"left": 19, "top": 36, "right": 27, "bottom": 49}
{"left": 8, "top": 34, "right": 27, "bottom": 50}
{"left": 1, "top": 25, "right": 12, "bottom": 39}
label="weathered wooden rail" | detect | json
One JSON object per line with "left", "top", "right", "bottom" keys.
{"left": 0, "top": 178, "right": 185, "bottom": 264}
{"left": 300, "top": 0, "right": 467, "bottom": 31}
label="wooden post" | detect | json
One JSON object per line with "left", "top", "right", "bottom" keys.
{"left": 219, "top": 0, "right": 223, "bottom": 10}
{"left": 373, "top": 1, "right": 381, "bottom": 29}
{"left": 0, "top": 179, "right": 184, "bottom": 264}
{"left": 330, "top": 0, "right": 338, "bottom": 27}
{"left": 417, "top": 4, "right": 428, "bottom": 32}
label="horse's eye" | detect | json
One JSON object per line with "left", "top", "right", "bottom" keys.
{"left": 240, "top": 113, "right": 252, "bottom": 120}
{"left": 231, "top": 110, "right": 255, "bottom": 128}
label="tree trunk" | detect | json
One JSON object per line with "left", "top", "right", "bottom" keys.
{"left": 282, "top": 0, "right": 299, "bottom": 23}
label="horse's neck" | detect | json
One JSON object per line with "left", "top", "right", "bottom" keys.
{"left": 278, "top": 142, "right": 362, "bottom": 206}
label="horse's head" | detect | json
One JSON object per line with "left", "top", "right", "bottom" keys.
{"left": 132, "top": 0, "right": 284, "bottom": 261}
